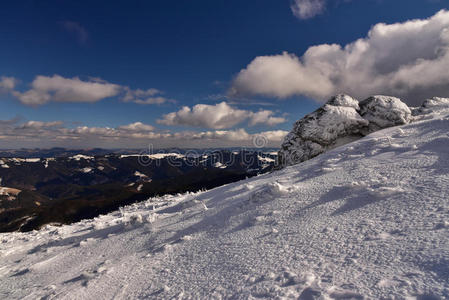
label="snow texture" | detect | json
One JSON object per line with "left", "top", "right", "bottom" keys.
{"left": 278, "top": 94, "right": 413, "bottom": 167}
{"left": 0, "top": 100, "right": 448, "bottom": 299}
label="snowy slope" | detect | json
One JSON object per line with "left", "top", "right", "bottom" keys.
{"left": 0, "top": 105, "right": 449, "bottom": 299}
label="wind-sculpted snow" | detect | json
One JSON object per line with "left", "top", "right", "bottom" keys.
{"left": 0, "top": 102, "right": 448, "bottom": 299}
{"left": 279, "top": 94, "right": 414, "bottom": 166}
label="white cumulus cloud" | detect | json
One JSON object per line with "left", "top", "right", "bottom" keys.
{"left": 157, "top": 102, "right": 286, "bottom": 129}
{"left": 249, "top": 110, "right": 287, "bottom": 126}
{"left": 19, "top": 121, "right": 63, "bottom": 129}
{"left": 12, "top": 75, "right": 121, "bottom": 105}
{"left": 7, "top": 75, "right": 175, "bottom": 106}
{"left": 231, "top": 10, "right": 449, "bottom": 105}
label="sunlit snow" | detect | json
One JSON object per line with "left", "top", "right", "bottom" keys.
{"left": 0, "top": 101, "right": 448, "bottom": 299}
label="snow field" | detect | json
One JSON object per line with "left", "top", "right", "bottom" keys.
{"left": 0, "top": 103, "right": 448, "bottom": 299}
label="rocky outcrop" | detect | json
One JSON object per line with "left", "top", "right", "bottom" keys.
{"left": 413, "top": 97, "right": 449, "bottom": 116}
{"left": 278, "top": 95, "right": 368, "bottom": 166}
{"left": 278, "top": 94, "right": 413, "bottom": 167}
{"left": 359, "top": 96, "right": 411, "bottom": 133}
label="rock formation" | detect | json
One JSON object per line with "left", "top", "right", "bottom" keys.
{"left": 278, "top": 94, "right": 414, "bottom": 167}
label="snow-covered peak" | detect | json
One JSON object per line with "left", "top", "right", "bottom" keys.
{"left": 69, "top": 154, "right": 94, "bottom": 161}
{"left": 147, "top": 153, "right": 185, "bottom": 160}
{"left": 24, "top": 158, "right": 41, "bottom": 163}
{"left": 120, "top": 153, "right": 185, "bottom": 160}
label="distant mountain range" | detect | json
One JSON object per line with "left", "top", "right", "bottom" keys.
{"left": 0, "top": 149, "right": 277, "bottom": 232}
{"left": 0, "top": 147, "right": 279, "bottom": 158}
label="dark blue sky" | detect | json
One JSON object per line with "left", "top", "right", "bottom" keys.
{"left": 0, "top": 0, "right": 447, "bottom": 148}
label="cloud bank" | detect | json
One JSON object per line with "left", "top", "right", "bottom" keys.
{"left": 0, "top": 118, "right": 287, "bottom": 149}
{"left": 157, "top": 102, "right": 286, "bottom": 129}
{"left": 231, "top": 10, "right": 449, "bottom": 105}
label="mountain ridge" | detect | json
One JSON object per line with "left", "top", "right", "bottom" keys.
{"left": 0, "top": 150, "right": 276, "bottom": 232}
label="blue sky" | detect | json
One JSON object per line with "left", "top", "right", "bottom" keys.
{"left": 0, "top": 0, "right": 448, "bottom": 148}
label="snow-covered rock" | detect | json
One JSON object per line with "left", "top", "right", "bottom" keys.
{"left": 359, "top": 95, "right": 412, "bottom": 132}
{"left": 278, "top": 94, "right": 368, "bottom": 166}
{"left": 279, "top": 94, "right": 413, "bottom": 167}
{"left": 413, "top": 96, "right": 449, "bottom": 116}
{"left": 326, "top": 93, "right": 360, "bottom": 109}
{"left": 421, "top": 96, "right": 449, "bottom": 109}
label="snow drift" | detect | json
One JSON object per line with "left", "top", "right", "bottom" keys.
{"left": 0, "top": 98, "right": 448, "bottom": 299}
